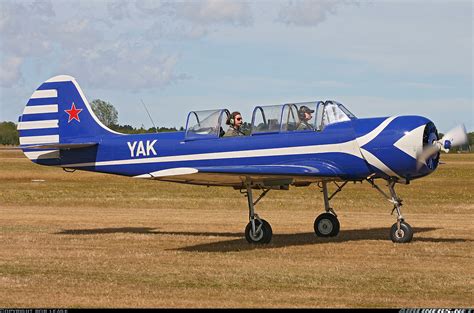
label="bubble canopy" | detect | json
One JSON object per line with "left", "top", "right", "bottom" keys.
{"left": 183, "top": 101, "right": 356, "bottom": 140}
{"left": 251, "top": 101, "right": 356, "bottom": 135}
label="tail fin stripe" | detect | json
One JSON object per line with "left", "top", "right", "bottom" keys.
{"left": 17, "top": 120, "right": 58, "bottom": 130}
{"left": 20, "top": 135, "right": 59, "bottom": 145}
{"left": 23, "top": 105, "right": 58, "bottom": 115}
{"left": 27, "top": 98, "right": 57, "bottom": 106}
{"left": 19, "top": 128, "right": 59, "bottom": 137}
{"left": 20, "top": 113, "right": 58, "bottom": 122}
{"left": 30, "top": 89, "right": 57, "bottom": 99}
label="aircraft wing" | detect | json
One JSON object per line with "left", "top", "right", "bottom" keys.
{"left": 135, "top": 161, "right": 343, "bottom": 187}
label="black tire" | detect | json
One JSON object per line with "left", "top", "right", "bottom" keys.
{"left": 314, "top": 213, "right": 340, "bottom": 237}
{"left": 245, "top": 219, "right": 272, "bottom": 244}
{"left": 390, "top": 221, "right": 413, "bottom": 243}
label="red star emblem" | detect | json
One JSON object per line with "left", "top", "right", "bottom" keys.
{"left": 65, "top": 103, "right": 83, "bottom": 123}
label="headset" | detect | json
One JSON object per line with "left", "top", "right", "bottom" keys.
{"left": 298, "top": 106, "right": 312, "bottom": 121}
{"left": 228, "top": 111, "right": 241, "bottom": 126}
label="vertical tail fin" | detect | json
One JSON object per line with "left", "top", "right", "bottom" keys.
{"left": 17, "top": 75, "right": 122, "bottom": 164}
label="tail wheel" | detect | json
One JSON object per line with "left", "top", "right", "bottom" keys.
{"left": 245, "top": 219, "right": 272, "bottom": 244}
{"left": 314, "top": 213, "right": 340, "bottom": 237}
{"left": 390, "top": 221, "right": 413, "bottom": 243}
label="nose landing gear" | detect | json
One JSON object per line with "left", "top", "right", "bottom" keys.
{"left": 368, "top": 178, "right": 414, "bottom": 243}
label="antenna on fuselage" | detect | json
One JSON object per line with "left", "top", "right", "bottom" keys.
{"left": 141, "top": 99, "right": 158, "bottom": 133}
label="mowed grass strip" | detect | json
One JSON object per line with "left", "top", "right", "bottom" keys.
{"left": 0, "top": 150, "right": 473, "bottom": 307}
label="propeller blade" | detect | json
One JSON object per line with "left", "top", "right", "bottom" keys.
{"left": 416, "top": 144, "right": 440, "bottom": 170}
{"left": 440, "top": 124, "right": 468, "bottom": 148}
{"left": 416, "top": 124, "right": 468, "bottom": 170}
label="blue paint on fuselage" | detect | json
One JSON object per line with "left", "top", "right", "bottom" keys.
{"left": 59, "top": 120, "right": 373, "bottom": 180}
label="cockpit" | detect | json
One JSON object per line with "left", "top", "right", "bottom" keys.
{"left": 184, "top": 101, "right": 356, "bottom": 140}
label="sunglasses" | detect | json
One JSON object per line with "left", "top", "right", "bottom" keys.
{"left": 236, "top": 117, "right": 242, "bottom": 121}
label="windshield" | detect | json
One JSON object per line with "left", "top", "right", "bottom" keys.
{"left": 315, "top": 101, "right": 356, "bottom": 131}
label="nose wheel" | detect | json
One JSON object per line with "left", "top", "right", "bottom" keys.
{"left": 390, "top": 221, "right": 413, "bottom": 243}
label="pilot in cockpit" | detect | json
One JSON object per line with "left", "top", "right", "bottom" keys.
{"left": 296, "top": 106, "right": 315, "bottom": 131}
{"left": 223, "top": 111, "right": 245, "bottom": 137}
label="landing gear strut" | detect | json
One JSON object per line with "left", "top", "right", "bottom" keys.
{"left": 313, "top": 181, "right": 346, "bottom": 237}
{"left": 368, "top": 178, "right": 413, "bottom": 243}
{"left": 242, "top": 185, "right": 272, "bottom": 244}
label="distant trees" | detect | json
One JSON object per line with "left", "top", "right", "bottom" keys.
{"left": 0, "top": 122, "right": 19, "bottom": 145}
{"left": 90, "top": 99, "right": 118, "bottom": 127}
{"left": 89, "top": 99, "right": 180, "bottom": 133}
{"left": 110, "top": 124, "right": 180, "bottom": 134}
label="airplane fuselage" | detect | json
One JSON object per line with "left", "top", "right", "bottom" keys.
{"left": 51, "top": 115, "right": 434, "bottom": 185}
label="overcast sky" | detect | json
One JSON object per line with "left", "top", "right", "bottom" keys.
{"left": 0, "top": 0, "right": 472, "bottom": 132}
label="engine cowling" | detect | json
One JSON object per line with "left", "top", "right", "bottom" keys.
{"left": 353, "top": 116, "right": 439, "bottom": 182}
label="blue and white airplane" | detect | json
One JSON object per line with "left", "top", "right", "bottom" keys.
{"left": 17, "top": 75, "right": 468, "bottom": 244}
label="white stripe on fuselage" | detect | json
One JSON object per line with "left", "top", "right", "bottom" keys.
{"left": 356, "top": 116, "right": 398, "bottom": 147}
{"left": 359, "top": 148, "right": 399, "bottom": 177}
{"left": 354, "top": 116, "right": 402, "bottom": 178}
{"left": 61, "top": 140, "right": 363, "bottom": 168}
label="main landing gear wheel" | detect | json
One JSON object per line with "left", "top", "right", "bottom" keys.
{"left": 314, "top": 213, "right": 340, "bottom": 237}
{"left": 390, "top": 221, "right": 413, "bottom": 243}
{"left": 245, "top": 219, "right": 272, "bottom": 244}
{"left": 243, "top": 183, "right": 272, "bottom": 244}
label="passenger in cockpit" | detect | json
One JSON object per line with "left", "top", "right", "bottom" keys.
{"left": 296, "top": 106, "right": 315, "bottom": 131}
{"left": 224, "top": 111, "right": 245, "bottom": 137}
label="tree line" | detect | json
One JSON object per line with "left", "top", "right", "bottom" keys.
{"left": 91, "top": 99, "right": 183, "bottom": 134}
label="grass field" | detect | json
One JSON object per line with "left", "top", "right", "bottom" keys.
{"left": 0, "top": 149, "right": 473, "bottom": 308}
